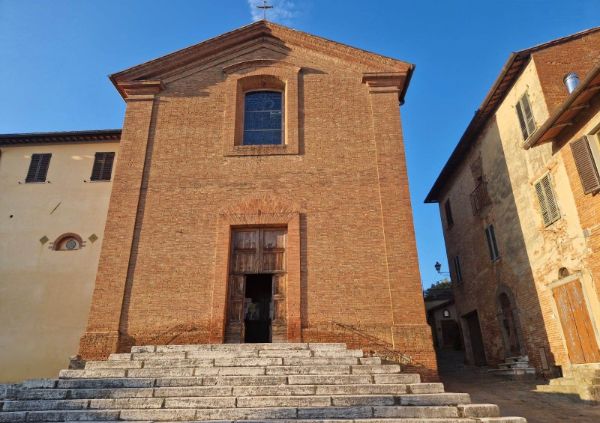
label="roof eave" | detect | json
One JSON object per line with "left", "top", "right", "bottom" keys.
{"left": 524, "top": 60, "right": 600, "bottom": 149}
{"left": 424, "top": 26, "right": 600, "bottom": 204}
{"left": 0, "top": 129, "right": 122, "bottom": 146}
{"left": 423, "top": 53, "right": 523, "bottom": 203}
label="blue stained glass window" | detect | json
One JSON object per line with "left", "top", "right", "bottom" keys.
{"left": 243, "top": 91, "right": 283, "bottom": 145}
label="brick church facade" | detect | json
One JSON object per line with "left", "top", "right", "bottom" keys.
{"left": 78, "top": 21, "right": 435, "bottom": 376}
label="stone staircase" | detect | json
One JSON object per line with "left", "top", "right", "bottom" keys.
{"left": 0, "top": 343, "right": 526, "bottom": 422}
{"left": 536, "top": 363, "right": 600, "bottom": 402}
{"left": 487, "top": 356, "right": 535, "bottom": 379}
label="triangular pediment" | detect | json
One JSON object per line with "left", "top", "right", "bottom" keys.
{"left": 110, "top": 20, "right": 413, "bottom": 98}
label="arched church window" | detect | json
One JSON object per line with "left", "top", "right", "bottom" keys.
{"left": 243, "top": 91, "right": 283, "bottom": 145}
{"left": 53, "top": 234, "right": 83, "bottom": 251}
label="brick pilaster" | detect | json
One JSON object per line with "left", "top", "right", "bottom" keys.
{"left": 364, "top": 73, "right": 438, "bottom": 377}
{"left": 79, "top": 81, "right": 163, "bottom": 359}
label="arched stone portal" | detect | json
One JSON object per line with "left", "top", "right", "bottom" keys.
{"left": 497, "top": 288, "right": 524, "bottom": 357}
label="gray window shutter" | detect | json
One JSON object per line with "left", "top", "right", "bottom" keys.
{"left": 453, "top": 256, "right": 462, "bottom": 282}
{"left": 25, "top": 153, "right": 51, "bottom": 183}
{"left": 444, "top": 199, "right": 454, "bottom": 227}
{"left": 570, "top": 136, "right": 600, "bottom": 194}
{"left": 516, "top": 94, "right": 536, "bottom": 140}
{"left": 521, "top": 94, "right": 536, "bottom": 136}
{"left": 534, "top": 174, "right": 560, "bottom": 226}
{"left": 91, "top": 152, "right": 115, "bottom": 181}
{"left": 485, "top": 225, "right": 499, "bottom": 260}
{"left": 516, "top": 101, "right": 529, "bottom": 140}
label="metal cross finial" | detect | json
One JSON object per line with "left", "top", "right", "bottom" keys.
{"left": 257, "top": 0, "right": 273, "bottom": 20}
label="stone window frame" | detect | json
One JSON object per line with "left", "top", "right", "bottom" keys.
{"left": 208, "top": 198, "right": 301, "bottom": 344}
{"left": 242, "top": 90, "right": 285, "bottom": 146}
{"left": 222, "top": 59, "right": 300, "bottom": 156}
{"left": 50, "top": 233, "right": 85, "bottom": 251}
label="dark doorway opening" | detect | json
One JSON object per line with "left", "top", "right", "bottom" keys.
{"left": 244, "top": 274, "right": 272, "bottom": 343}
{"left": 441, "top": 319, "right": 462, "bottom": 350}
{"left": 464, "top": 310, "right": 487, "bottom": 366}
{"left": 499, "top": 293, "right": 522, "bottom": 356}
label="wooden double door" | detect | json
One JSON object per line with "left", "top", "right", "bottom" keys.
{"left": 553, "top": 280, "right": 600, "bottom": 364}
{"left": 225, "top": 228, "right": 287, "bottom": 343}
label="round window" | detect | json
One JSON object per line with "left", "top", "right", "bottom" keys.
{"left": 65, "top": 239, "right": 78, "bottom": 250}
{"left": 55, "top": 235, "right": 82, "bottom": 251}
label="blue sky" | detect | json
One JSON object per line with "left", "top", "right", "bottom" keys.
{"left": 1, "top": 0, "right": 598, "bottom": 289}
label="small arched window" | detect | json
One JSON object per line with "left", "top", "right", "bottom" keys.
{"left": 243, "top": 91, "right": 283, "bottom": 145}
{"left": 53, "top": 234, "right": 83, "bottom": 251}
{"left": 559, "top": 267, "right": 570, "bottom": 278}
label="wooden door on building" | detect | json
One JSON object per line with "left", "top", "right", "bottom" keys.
{"left": 225, "top": 228, "right": 287, "bottom": 343}
{"left": 553, "top": 280, "right": 600, "bottom": 364}
{"left": 464, "top": 311, "right": 487, "bottom": 366}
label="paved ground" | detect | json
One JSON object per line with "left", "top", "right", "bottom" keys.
{"left": 438, "top": 350, "right": 600, "bottom": 423}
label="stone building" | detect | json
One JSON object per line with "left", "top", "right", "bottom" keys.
{"left": 426, "top": 298, "right": 462, "bottom": 352}
{"left": 425, "top": 27, "right": 600, "bottom": 394}
{"left": 0, "top": 130, "right": 120, "bottom": 382}
{"left": 64, "top": 21, "right": 437, "bottom": 378}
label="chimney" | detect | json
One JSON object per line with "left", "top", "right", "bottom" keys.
{"left": 563, "top": 72, "right": 580, "bottom": 94}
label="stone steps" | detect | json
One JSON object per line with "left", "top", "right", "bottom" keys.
{"left": 69, "top": 365, "right": 402, "bottom": 378}
{"left": 3, "top": 392, "right": 467, "bottom": 411}
{"left": 5, "top": 383, "right": 442, "bottom": 400}
{"left": 536, "top": 363, "right": 600, "bottom": 401}
{"left": 0, "top": 343, "right": 526, "bottom": 422}
{"left": 0, "top": 409, "right": 525, "bottom": 422}
{"left": 88, "top": 357, "right": 383, "bottom": 369}
{"left": 536, "top": 380, "right": 600, "bottom": 401}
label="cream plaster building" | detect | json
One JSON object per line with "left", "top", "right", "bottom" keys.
{"left": 426, "top": 27, "right": 600, "bottom": 399}
{"left": 0, "top": 130, "right": 120, "bottom": 382}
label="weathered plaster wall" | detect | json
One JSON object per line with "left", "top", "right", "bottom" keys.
{"left": 553, "top": 99, "right": 600, "bottom": 358}
{"left": 0, "top": 142, "right": 118, "bottom": 382}
{"left": 438, "top": 58, "right": 584, "bottom": 371}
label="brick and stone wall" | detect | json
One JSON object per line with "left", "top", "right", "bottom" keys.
{"left": 79, "top": 24, "right": 437, "bottom": 379}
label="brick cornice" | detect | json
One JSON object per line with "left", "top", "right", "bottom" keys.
{"left": 362, "top": 72, "right": 410, "bottom": 102}
{"left": 109, "top": 21, "right": 413, "bottom": 100}
{"left": 222, "top": 59, "right": 301, "bottom": 74}
{"left": 117, "top": 80, "right": 164, "bottom": 100}
{"left": 363, "top": 72, "right": 407, "bottom": 91}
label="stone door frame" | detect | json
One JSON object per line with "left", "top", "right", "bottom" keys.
{"left": 495, "top": 285, "right": 526, "bottom": 358}
{"left": 209, "top": 208, "right": 301, "bottom": 343}
{"left": 225, "top": 227, "right": 288, "bottom": 343}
